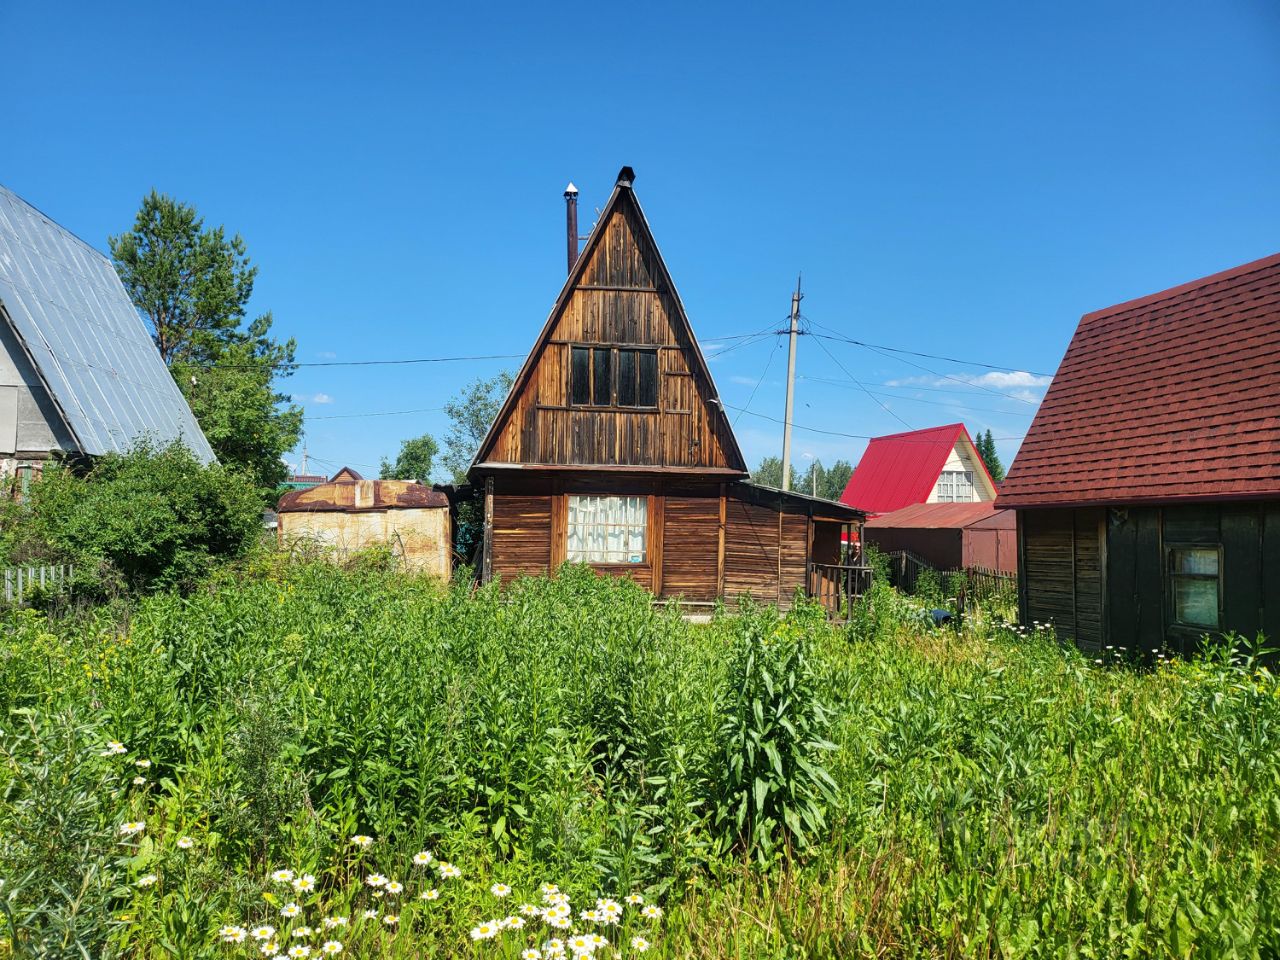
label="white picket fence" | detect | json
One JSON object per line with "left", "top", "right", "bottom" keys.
{"left": 3, "top": 564, "right": 73, "bottom": 604}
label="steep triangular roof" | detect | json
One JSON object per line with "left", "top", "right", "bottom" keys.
{"left": 839, "top": 423, "right": 995, "bottom": 514}
{"left": 0, "top": 184, "right": 214, "bottom": 461}
{"left": 471, "top": 168, "right": 747, "bottom": 475}
{"left": 998, "top": 252, "right": 1280, "bottom": 508}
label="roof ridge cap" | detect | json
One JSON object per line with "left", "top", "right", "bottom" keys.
{"left": 1081, "top": 251, "right": 1280, "bottom": 323}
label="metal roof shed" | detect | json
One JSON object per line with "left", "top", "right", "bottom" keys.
{"left": 0, "top": 185, "right": 213, "bottom": 468}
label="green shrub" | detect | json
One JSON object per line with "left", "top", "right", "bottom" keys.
{"left": 2, "top": 440, "right": 262, "bottom": 595}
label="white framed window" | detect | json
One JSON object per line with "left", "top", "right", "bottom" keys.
{"left": 566, "top": 495, "right": 647, "bottom": 564}
{"left": 936, "top": 470, "right": 974, "bottom": 502}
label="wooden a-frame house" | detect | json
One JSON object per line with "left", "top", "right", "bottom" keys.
{"left": 469, "top": 167, "right": 865, "bottom": 610}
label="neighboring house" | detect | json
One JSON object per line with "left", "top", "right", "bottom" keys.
{"left": 0, "top": 185, "right": 213, "bottom": 485}
{"left": 277, "top": 468, "right": 452, "bottom": 576}
{"left": 864, "top": 501, "right": 1017, "bottom": 574}
{"left": 281, "top": 473, "right": 329, "bottom": 491}
{"left": 469, "top": 167, "right": 865, "bottom": 610}
{"left": 997, "top": 253, "right": 1280, "bottom": 654}
{"left": 839, "top": 423, "right": 998, "bottom": 517}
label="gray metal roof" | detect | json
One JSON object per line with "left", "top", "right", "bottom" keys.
{"left": 0, "top": 185, "right": 214, "bottom": 462}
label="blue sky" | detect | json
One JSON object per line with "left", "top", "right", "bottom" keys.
{"left": 4, "top": 0, "right": 1278, "bottom": 480}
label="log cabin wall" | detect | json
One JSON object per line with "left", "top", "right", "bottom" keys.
{"left": 481, "top": 195, "right": 741, "bottom": 472}
{"left": 1017, "top": 507, "right": 1104, "bottom": 650}
{"left": 486, "top": 476, "right": 844, "bottom": 609}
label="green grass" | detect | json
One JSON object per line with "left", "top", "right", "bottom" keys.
{"left": 1, "top": 562, "right": 1278, "bottom": 958}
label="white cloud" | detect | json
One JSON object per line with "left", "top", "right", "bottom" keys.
{"left": 959, "top": 371, "right": 1053, "bottom": 390}
{"left": 729, "top": 374, "right": 775, "bottom": 386}
{"left": 316, "top": 351, "right": 337, "bottom": 360}
{"left": 883, "top": 371, "right": 1051, "bottom": 404}
{"left": 311, "top": 393, "right": 334, "bottom": 404}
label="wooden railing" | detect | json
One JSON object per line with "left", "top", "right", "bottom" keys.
{"left": 810, "top": 563, "right": 874, "bottom": 617}
{"left": 3, "top": 564, "right": 73, "bottom": 605}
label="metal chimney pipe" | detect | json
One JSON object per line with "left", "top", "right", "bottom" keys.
{"left": 564, "top": 182, "right": 579, "bottom": 275}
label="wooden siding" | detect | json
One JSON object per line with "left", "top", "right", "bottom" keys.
{"left": 486, "top": 478, "right": 845, "bottom": 607}
{"left": 482, "top": 198, "right": 740, "bottom": 471}
{"left": 1020, "top": 508, "right": 1102, "bottom": 647}
{"left": 491, "top": 494, "right": 552, "bottom": 579}
{"left": 661, "top": 494, "right": 721, "bottom": 600}
{"left": 1106, "top": 501, "right": 1280, "bottom": 656}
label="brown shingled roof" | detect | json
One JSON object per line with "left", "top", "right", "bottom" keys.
{"left": 998, "top": 252, "right": 1280, "bottom": 508}
{"left": 277, "top": 479, "right": 449, "bottom": 513}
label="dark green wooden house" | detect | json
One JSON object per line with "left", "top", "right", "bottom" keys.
{"left": 997, "top": 252, "right": 1280, "bottom": 655}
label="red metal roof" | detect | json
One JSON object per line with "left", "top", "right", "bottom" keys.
{"left": 839, "top": 423, "right": 993, "bottom": 514}
{"left": 998, "top": 252, "right": 1280, "bottom": 508}
{"left": 865, "top": 501, "right": 1014, "bottom": 530}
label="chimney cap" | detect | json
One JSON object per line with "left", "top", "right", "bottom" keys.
{"left": 564, "top": 181, "right": 578, "bottom": 197}
{"left": 616, "top": 166, "right": 636, "bottom": 187}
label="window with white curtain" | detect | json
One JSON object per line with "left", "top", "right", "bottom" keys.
{"left": 935, "top": 470, "right": 975, "bottom": 502}
{"left": 566, "top": 495, "right": 648, "bottom": 563}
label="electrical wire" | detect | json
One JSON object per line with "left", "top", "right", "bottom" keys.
{"left": 808, "top": 326, "right": 915, "bottom": 430}
{"left": 732, "top": 338, "right": 784, "bottom": 428}
{"left": 723, "top": 402, "right": 1025, "bottom": 443}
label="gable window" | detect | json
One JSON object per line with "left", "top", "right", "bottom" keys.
{"left": 570, "top": 345, "right": 658, "bottom": 408}
{"left": 566, "top": 494, "right": 647, "bottom": 564}
{"left": 936, "top": 470, "right": 974, "bottom": 502}
{"left": 1167, "top": 546, "right": 1221, "bottom": 629}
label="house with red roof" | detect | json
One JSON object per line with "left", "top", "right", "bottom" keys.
{"left": 839, "top": 423, "right": 999, "bottom": 516}
{"left": 997, "top": 252, "right": 1280, "bottom": 655}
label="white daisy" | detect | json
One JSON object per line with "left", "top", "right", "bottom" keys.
{"left": 350, "top": 835, "right": 373, "bottom": 848}
{"left": 631, "top": 936, "right": 650, "bottom": 952}
{"left": 470, "top": 920, "right": 500, "bottom": 940}
{"left": 522, "top": 951, "right": 542, "bottom": 960}
{"left": 321, "top": 917, "right": 348, "bottom": 929}
{"left": 102, "top": 741, "right": 127, "bottom": 756}
{"left": 412, "top": 850, "right": 432, "bottom": 866}
{"left": 287, "top": 947, "right": 310, "bottom": 959}
{"left": 251, "top": 926, "right": 276, "bottom": 941}
{"left": 419, "top": 888, "right": 439, "bottom": 901}
{"left": 320, "top": 943, "right": 343, "bottom": 956}
{"left": 135, "top": 759, "right": 151, "bottom": 769}
{"left": 177, "top": 836, "right": 195, "bottom": 850}
{"left": 360, "top": 909, "right": 378, "bottom": 920}
{"left": 292, "top": 874, "right": 316, "bottom": 893}
{"left": 625, "top": 894, "right": 644, "bottom": 905}
{"left": 132, "top": 776, "right": 147, "bottom": 786}
{"left": 272, "top": 869, "right": 296, "bottom": 884}
{"left": 640, "top": 904, "right": 663, "bottom": 920}
{"left": 385, "top": 880, "right": 403, "bottom": 895}
{"left": 365, "top": 873, "right": 388, "bottom": 888}
{"left": 119, "top": 821, "right": 145, "bottom": 836}
{"left": 382, "top": 914, "right": 398, "bottom": 926}
{"left": 280, "top": 903, "right": 301, "bottom": 918}
{"left": 291, "top": 927, "right": 312, "bottom": 939}
{"left": 135, "top": 874, "right": 157, "bottom": 887}
{"left": 437, "top": 862, "right": 460, "bottom": 879}
{"left": 219, "top": 925, "right": 248, "bottom": 943}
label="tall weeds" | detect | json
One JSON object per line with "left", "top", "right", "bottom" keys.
{"left": 0, "top": 564, "right": 1277, "bottom": 957}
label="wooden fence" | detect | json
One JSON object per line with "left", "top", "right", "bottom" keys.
{"left": 811, "top": 562, "right": 875, "bottom": 617}
{"left": 3, "top": 564, "right": 73, "bottom": 605}
{"left": 884, "top": 550, "right": 1016, "bottom": 608}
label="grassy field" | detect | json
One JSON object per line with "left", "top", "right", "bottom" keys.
{"left": 2, "top": 562, "right": 1278, "bottom": 958}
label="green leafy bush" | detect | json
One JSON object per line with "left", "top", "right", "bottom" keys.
{"left": 0, "top": 440, "right": 262, "bottom": 595}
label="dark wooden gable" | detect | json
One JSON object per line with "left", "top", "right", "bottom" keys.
{"left": 472, "top": 173, "right": 748, "bottom": 475}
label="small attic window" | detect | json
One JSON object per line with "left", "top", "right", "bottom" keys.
{"left": 570, "top": 345, "right": 658, "bottom": 409}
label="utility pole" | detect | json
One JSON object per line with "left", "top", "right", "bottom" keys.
{"left": 781, "top": 275, "right": 802, "bottom": 490}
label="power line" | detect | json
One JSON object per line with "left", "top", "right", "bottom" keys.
{"left": 806, "top": 320, "right": 1041, "bottom": 405}
{"left": 308, "top": 406, "right": 445, "bottom": 421}
{"left": 800, "top": 375, "right": 1037, "bottom": 417}
{"left": 204, "top": 352, "right": 526, "bottom": 370}
{"left": 809, "top": 329, "right": 915, "bottom": 431}
{"left": 732, "top": 338, "right": 784, "bottom": 428}
{"left": 800, "top": 374, "right": 1037, "bottom": 400}
{"left": 806, "top": 330, "right": 1054, "bottom": 377}
{"left": 723, "top": 402, "right": 1025, "bottom": 443}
